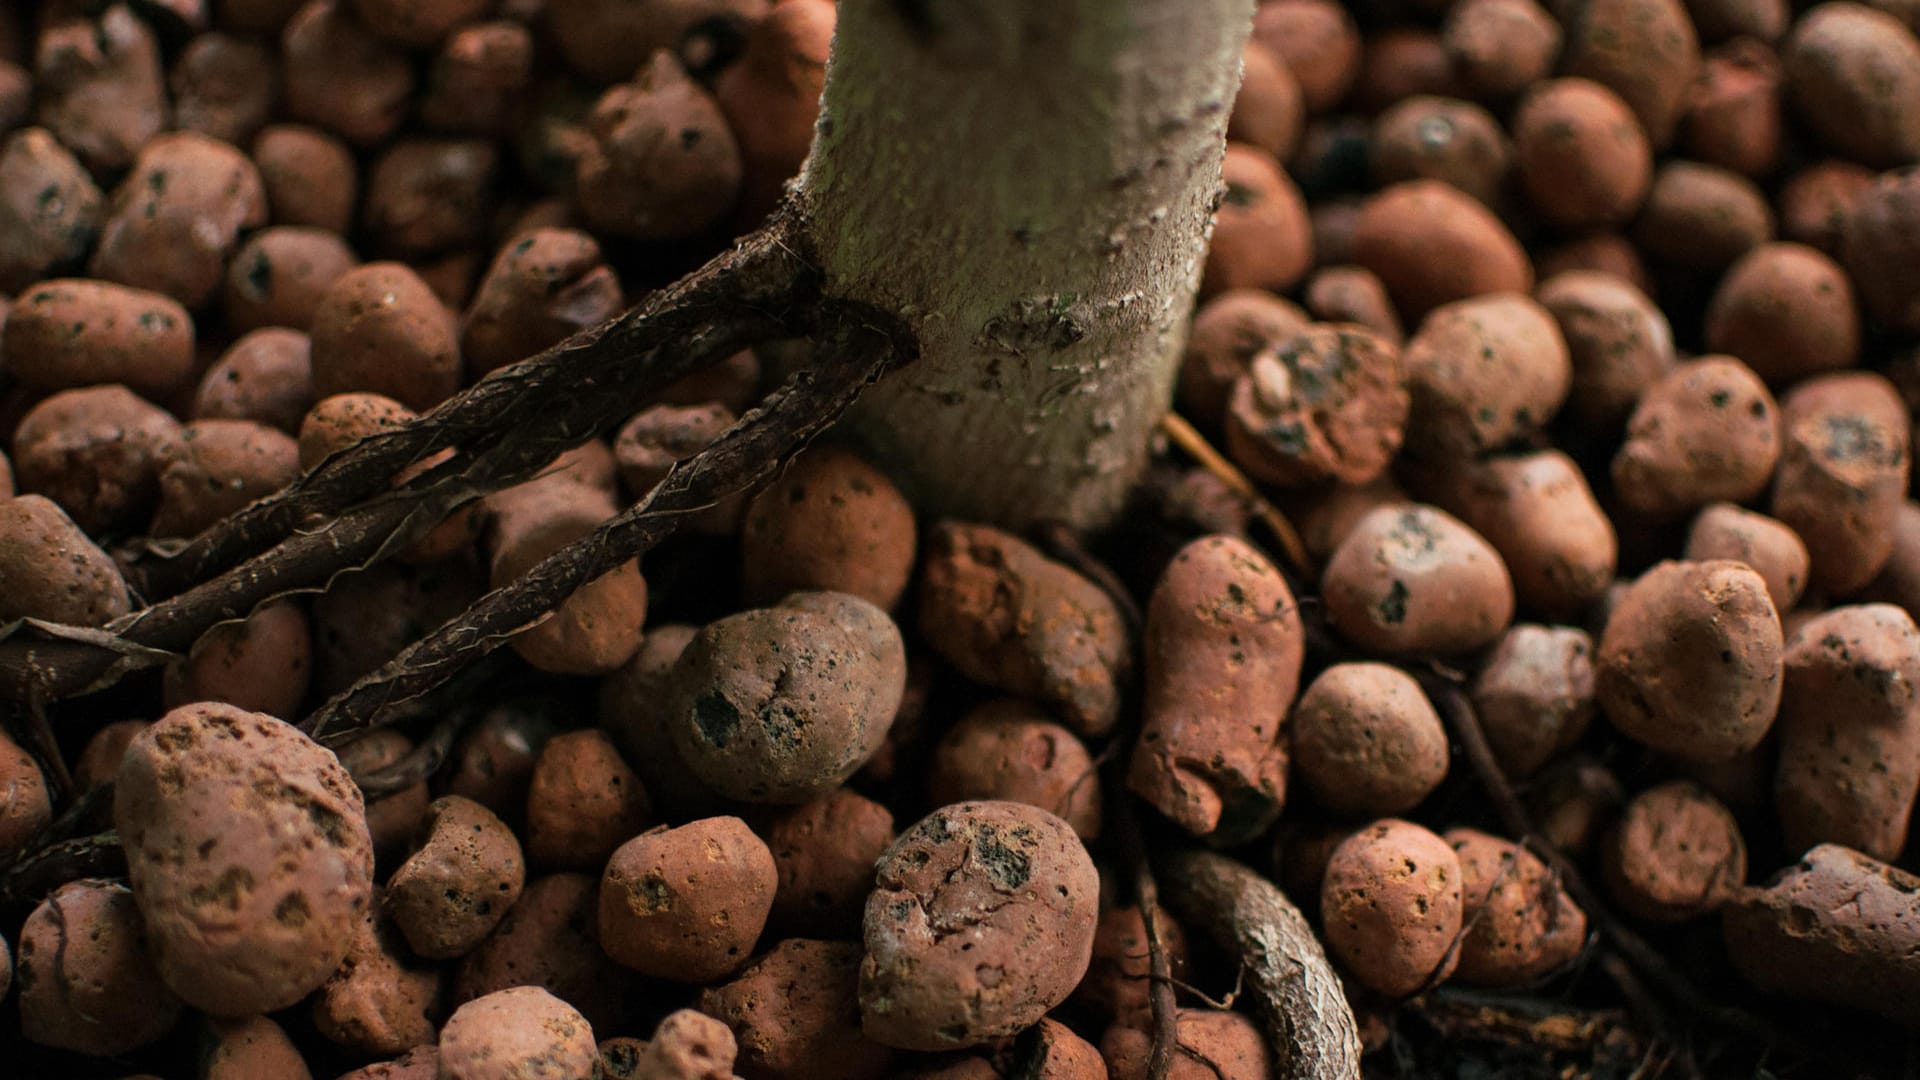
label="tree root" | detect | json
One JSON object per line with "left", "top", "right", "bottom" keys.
{"left": 1157, "top": 848, "right": 1363, "bottom": 1080}
{"left": 0, "top": 831, "right": 123, "bottom": 910}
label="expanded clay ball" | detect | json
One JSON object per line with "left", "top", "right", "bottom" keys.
{"left": 1441, "top": 0, "right": 1563, "bottom": 100}
{"left": 363, "top": 138, "right": 499, "bottom": 257}
{"left": 1601, "top": 781, "right": 1747, "bottom": 921}
{"left": 1558, "top": 0, "right": 1700, "bottom": 147}
{"left": 598, "top": 624, "right": 730, "bottom": 823}
{"left": 576, "top": 51, "right": 742, "bottom": 243}
{"left": 1202, "top": 143, "right": 1313, "bottom": 297}
{"left": 281, "top": 0, "right": 414, "bottom": 147}
{"left": 700, "top": 938, "right": 894, "bottom": 1080}
{"left": 1321, "top": 819, "right": 1465, "bottom": 997}
{"left": 1771, "top": 372, "right": 1911, "bottom": 594}
{"left": 463, "top": 228, "right": 623, "bottom": 377}
{"left": 1321, "top": 504, "right": 1515, "bottom": 655}
{"left": 421, "top": 21, "right": 535, "bottom": 134}
{"left": 350, "top": 0, "right": 488, "bottom": 47}
{"left": 765, "top": 787, "right": 895, "bottom": 937}
{"left": 1351, "top": 30, "right": 1459, "bottom": 117}
{"left": 161, "top": 599, "right": 312, "bottom": 720}
{"left": 225, "top": 227, "right": 359, "bottom": 335}
{"left": 253, "top": 123, "right": 358, "bottom": 233}
{"left": 489, "top": 483, "right": 648, "bottom": 676}
{"left": 1597, "top": 560, "right": 1782, "bottom": 762}
{"left": 713, "top": 0, "right": 832, "bottom": 222}
{"left": 386, "top": 795, "right": 525, "bottom": 959}
{"left": 169, "top": 32, "right": 277, "bottom": 146}
{"left": 524, "top": 729, "right": 652, "bottom": 870}
{"left": 599, "top": 816, "right": 776, "bottom": 983}
{"left": 1102, "top": 1009, "right": 1271, "bottom": 1079}
{"left": 113, "top": 702, "right": 373, "bottom": 1015}
{"left": 860, "top": 801, "right": 1099, "bottom": 1051}
{"left": 148, "top": 419, "right": 300, "bottom": 539}
{"left": 621, "top": 1009, "right": 739, "bottom": 1080}
{"left": 310, "top": 262, "right": 463, "bottom": 412}
{"left": 32, "top": 5, "right": 168, "bottom": 174}
{"left": 1773, "top": 604, "right": 1920, "bottom": 861}
{"left": 1230, "top": 42, "right": 1304, "bottom": 161}
{"left": 12, "top": 384, "right": 182, "bottom": 534}
{"left": 1684, "top": 503, "right": 1809, "bottom": 612}
{"left": 1223, "top": 323, "right": 1409, "bottom": 488}
{"left": 615, "top": 403, "right": 742, "bottom": 533}
{"left": 1445, "top": 829, "right": 1586, "bottom": 987}
{"left": 1682, "top": 38, "right": 1785, "bottom": 178}
{"left": 1367, "top": 97, "right": 1510, "bottom": 209}
{"left": 1178, "top": 288, "right": 1311, "bottom": 428}
{"left": 204, "top": 1016, "right": 313, "bottom": 1080}
{"left": 1630, "top": 161, "right": 1775, "bottom": 271}
{"left": 1471, "top": 625, "right": 1596, "bottom": 779}
{"left": 1841, "top": 170, "right": 1920, "bottom": 333}
{"left": 1, "top": 279, "right": 194, "bottom": 401}
{"left": 0, "top": 494, "right": 132, "bottom": 626}
{"left": 1611, "top": 357, "right": 1780, "bottom": 520}
{"left": 1723, "top": 844, "right": 1920, "bottom": 1028}
{"left": 919, "top": 522, "right": 1129, "bottom": 738}
{"left": 930, "top": 699, "right": 1102, "bottom": 841}
{"left": 1535, "top": 271, "right": 1674, "bottom": 430}
{"left": 1401, "top": 293, "right": 1570, "bottom": 461}
{"left": 311, "top": 901, "right": 442, "bottom": 1058}
{"left": 1529, "top": 759, "right": 1626, "bottom": 856}
{"left": 0, "top": 128, "right": 103, "bottom": 294}
{"left": 1252, "top": 0, "right": 1361, "bottom": 113}
{"left": 298, "top": 392, "right": 411, "bottom": 471}
{"left": 741, "top": 446, "right": 917, "bottom": 609}
{"left": 1131, "top": 535, "right": 1301, "bottom": 843}
{"left": 666, "top": 592, "right": 905, "bottom": 803}
{"left": 1350, "top": 181, "right": 1532, "bottom": 321}
{"left": 337, "top": 1045, "right": 441, "bottom": 1080}
{"left": 1073, "top": 905, "right": 1191, "bottom": 1028}
{"left": 1511, "top": 79, "right": 1652, "bottom": 229}
{"left": 454, "top": 873, "right": 642, "bottom": 1035}
{"left": 16, "top": 879, "right": 183, "bottom": 1055}
{"left": 1305, "top": 267, "right": 1403, "bottom": 344}
{"left": 1705, "top": 243, "right": 1860, "bottom": 385}
{"left": 0, "top": 729, "right": 50, "bottom": 858}
{"left": 1293, "top": 663, "right": 1449, "bottom": 817}
{"left": 1781, "top": 159, "right": 1874, "bottom": 255}
{"left": 1535, "top": 233, "right": 1653, "bottom": 294}
{"left": 438, "top": 986, "right": 597, "bottom": 1080}
{"left": 193, "top": 328, "right": 315, "bottom": 433}
{"left": 88, "top": 131, "right": 266, "bottom": 310}
{"left": 1783, "top": 3, "right": 1920, "bottom": 168}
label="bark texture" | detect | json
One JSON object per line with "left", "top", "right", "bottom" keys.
{"left": 798, "top": 0, "right": 1254, "bottom": 528}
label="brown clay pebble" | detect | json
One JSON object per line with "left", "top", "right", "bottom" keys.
{"left": 438, "top": 986, "right": 597, "bottom": 1080}
{"left": 1535, "top": 233, "right": 1653, "bottom": 295}
{"left": 1596, "top": 560, "right": 1783, "bottom": 762}
{"left": 1611, "top": 357, "right": 1780, "bottom": 520}
{"left": 741, "top": 446, "right": 917, "bottom": 609}
{"left": 281, "top": 0, "right": 414, "bottom": 147}
{"left": 1840, "top": 170, "right": 1920, "bottom": 333}
{"left": 73, "top": 720, "right": 143, "bottom": 795}
{"left": 1630, "top": 161, "right": 1774, "bottom": 271}
{"left": 1251, "top": 0, "right": 1361, "bottom": 113}
{"left": 1683, "top": 38, "right": 1784, "bottom": 177}
{"left": 1686, "top": 0, "right": 1788, "bottom": 41}
{"left": 1445, "top": 829, "right": 1587, "bottom": 986}
{"left": 859, "top": 801, "right": 1098, "bottom": 1051}
{"left": 1292, "top": 662, "right": 1449, "bottom": 817}
{"left": 1202, "top": 143, "right": 1313, "bottom": 297}
{"left": 1368, "top": 96, "right": 1511, "bottom": 209}
{"left": 1351, "top": 180, "right": 1533, "bottom": 321}
{"left": 310, "top": 262, "right": 463, "bottom": 412}
{"left": 192, "top": 328, "right": 315, "bottom": 433}
{"left": 1102, "top": 1009, "right": 1271, "bottom": 1079}
{"left": 622, "top": 1009, "right": 740, "bottom": 1080}
{"left": 1722, "top": 844, "right": 1920, "bottom": 1028}
{"left": 1558, "top": 0, "right": 1701, "bottom": 147}
{"left": 386, "top": 795, "right": 525, "bottom": 959}
{"left": 1684, "top": 503, "right": 1809, "bottom": 612}
{"left": 547, "top": 0, "right": 769, "bottom": 86}
{"left": 489, "top": 482, "right": 648, "bottom": 676}
{"left": 599, "top": 816, "right": 776, "bottom": 983}
{"left": 1783, "top": 3, "right": 1920, "bottom": 167}
{"left": 0, "top": 728, "right": 49, "bottom": 859}
{"left": 1224, "top": 323, "right": 1408, "bottom": 488}
{"left": 33, "top": 5, "right": 168, "bottom": 174}
{"left": 0, "top": 494, "right": 132, "bottom": 626}
{"left": 1770, "top": 372, "right": 1911, "bottom": 594}
{"left": 1781, "top": 159, "right": 1875, "bottom": 256}
{"left": 929, "top": 698, "right": 1102, "bottom": 841}
{"left": 463, "top": 228, "right": 623, "bottom": 377}
{"left": 149, "top": 419, "right": 300, "bottom": 539}
{"left": 88, "top": 131, "right": 267, "bottom": 310}
{"left": 1401, "top": 293, "right": 1570, "bottom": 460}
{"left": 1704, "top": 242, "right": 1859, "bottom": 385}
{"left": 12, "top": 384, "right": 182, "bottom": 534}
{"left": 918, "top": 522, "right": 1129, "bottom": 738}
{"left": 765, "top": 787, "right": 895, "bottom": 937}
{"left": 1231, "top": 42, "right": 1305, "bottom": 161}
{"left": 16, "top": 879, "right": 183, "bottom": 1055}
{"left": 577, "top": 51, "right": 743, "bottom": 243}
{"left": 699, "top": 938, "right": 894, "bottom": 1080}
{"left": 1321, "top": 504, "right": 1516, "bottom": 655}
{"left": 1130, "top": 535, "right": 1301, "bottom": 843}
{"left": 453, "top": 872, "right": 641, "bottom": 1034}
{"left": 311, "top": 898, "right": 442, "bottom": 1058}
{"left": 1178, "top": 288, "right": 1312, "bottom": 428}
{"left": 597, "top": 624, "right": 730, "bottom": 823}
{"left": 113, "top": 702, "right": 373, "bottom": 1015}
{"left": 1442, "top": 0, "right": 1563, "bottom": 100}
{"left": 161, "top": 599, "right": 313, "bottom": 720}
{"left": 1, "top": 278, "right": 195, "bottom": 401}
{"left": 421, "top": 21, "right": 535, "bottom": 135}
{"left": 712, "top": 0, "right": 832, "bottom": 221}
{"left": 1305, "top": 266, "right": 1403, "bottom": 344}
{"left": 363, "top": 138, "right": 499, "bottom": 257}
{"left": 1471, "top": 624, "right": 1597, "bottom": 779}
{"left": 204, "top": 1016, "right": 313, "bottom": 1080}
{"left": 0, "top": 127, "right": 103, "bottom": 294}
{"left": 254, "top": 124, "right": 359, "bottom": 233}
{"left": 1512, "top": 79, "right": 1652, "bottom": 229}
{"left": 1320, "top": 819, "right": 1465, "bottom": 997}
{"left": 1072, "top": 904, "right": 1191, "bottom": 1030}
{"left": 614, "top": 403, "right": 743, "bottom": 533}
{"left": 1535, "top": 270, "right": 1674, "bottom": 429}
{"left": 1529, "top": 758, "right": 1627, "bottom": 856}
{"left": 524, "top": 729, "right": 652, "bottom": 870}
{"left": 666, "top": 593, "right": 905, "bottom": 803}
{"left": 350, "top": 0, "right": 488, "bottom": 47}
{"left": 170, "top": 32, "right": 277, "bottom": 146}
{"left": 1352, "top": 29, "right": 1460, "bottom": 118}
{"left": 1601, "top": 780, "right": 1747, "bottom": 921}
{"left": 336, "top": 1045, "right": 441, "bottom": 1080}
{"left": 226, "top": 227, "right": 359, "bottom": 335}
{"left": 1773, "top": 604, "right": 1920, "bottom": 861}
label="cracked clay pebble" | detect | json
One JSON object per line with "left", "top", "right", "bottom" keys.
{"left": 859, "top": 800, "right": 1099, "bottom": 1051}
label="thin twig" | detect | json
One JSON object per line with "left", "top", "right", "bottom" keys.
{"left": 304, "top": 298, "right": 915, "bottom": 744}
{"left": 1156, "top": 412, "right": 1315, "bottom": 579}
{"left": 1114, "top": 790, "right": 1181, "bottom": 1080}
